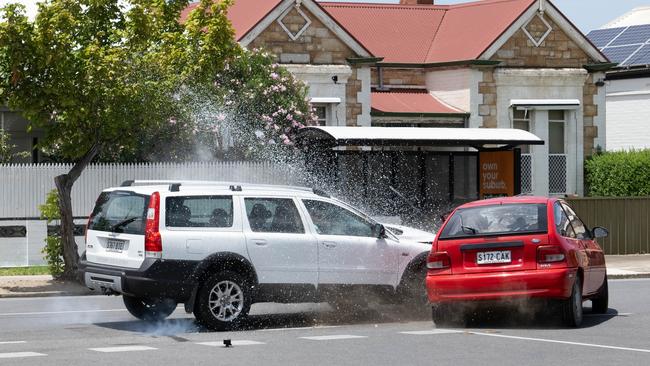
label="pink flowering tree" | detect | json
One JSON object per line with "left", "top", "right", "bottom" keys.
{"left": 191, "top": 48, "right": 319, "bottom": 160}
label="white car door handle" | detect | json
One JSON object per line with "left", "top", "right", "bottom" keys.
{"left": 253, "top": 239, "right": 267, "bottom": 246}
{"left": 323, "top": 241, "right": 337, "bottom": 249}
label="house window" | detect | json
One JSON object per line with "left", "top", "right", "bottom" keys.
{"left": 548, "top": 110, "right": 565, "bottom": 154}
{"left": 313, "top": 104, "right": 328, "bottom": 125}
{"left": 513, "top": 109, "right": 531, "bottom": 153}
{"left": 548, "top": 110, "right": 566, "bottom": 194}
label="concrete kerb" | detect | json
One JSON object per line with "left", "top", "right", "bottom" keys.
{"left": 1, "top": 256, "right": 650, "bottom": 298}
{"left": 0, "top": 275, "right": 96, "bottom": 299}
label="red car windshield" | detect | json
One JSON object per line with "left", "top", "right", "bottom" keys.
{"left": 439, "top": 203, "right": 548, "bottom": 239}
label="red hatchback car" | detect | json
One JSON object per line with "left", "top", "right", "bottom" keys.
{"left": 426, "top": 196, "right": 609, "bottom": 327}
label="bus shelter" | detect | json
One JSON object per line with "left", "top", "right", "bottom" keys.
{"left": 295, "top": 126, "right": 544, "bottom": 228}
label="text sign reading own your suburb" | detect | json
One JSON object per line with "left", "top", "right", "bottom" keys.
{"left": 479, "top": 150, "right": 515, "bottom": 199}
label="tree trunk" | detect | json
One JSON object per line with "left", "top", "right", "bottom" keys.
{"left": 54, "top": 143, "right": 101, "bottom": 282}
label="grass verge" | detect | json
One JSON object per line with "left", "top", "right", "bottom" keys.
{"left": 0, "top": 266, "right": 51, "bottom": 276}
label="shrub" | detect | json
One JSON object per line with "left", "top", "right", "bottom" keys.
{"left": 38, "top": 190, "right": 64, "bottom": 278}
{"left": 585, "top": 150, "right": 650, "bottom": 197}
{"left": 0, "top": 130, "right": 12, "bottom": 163}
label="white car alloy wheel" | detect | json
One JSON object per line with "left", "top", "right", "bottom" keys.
{"left": 208, "top": 280, "right": 244, "bottom": 322}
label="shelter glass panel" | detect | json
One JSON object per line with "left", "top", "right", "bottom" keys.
{"left": 453, "top": 155, "right": 478, "bottom": 202}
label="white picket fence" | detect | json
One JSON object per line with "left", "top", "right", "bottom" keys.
{"left": 0, "top": 161, "right": 301, "bottom": 218}
{"left": 0, "top": 161, "right": 303, "bottom": 267}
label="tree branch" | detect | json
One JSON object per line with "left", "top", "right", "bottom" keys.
{"left": 65, "top": 142, "right": 101, "bottom": 188}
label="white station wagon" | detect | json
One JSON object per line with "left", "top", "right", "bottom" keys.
{"left": 79, "top": 181, "right": 434, "bottom": 330}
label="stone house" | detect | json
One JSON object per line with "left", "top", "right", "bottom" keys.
{"left": 3, "top": 0, "right": 612, "bottom": 199}
{"left": 186, "top": 0, "right": 611, "bottom": 199}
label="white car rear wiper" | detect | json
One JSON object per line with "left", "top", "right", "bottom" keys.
{"left": 111, "top": 217, "right": 139, "bottom": 232}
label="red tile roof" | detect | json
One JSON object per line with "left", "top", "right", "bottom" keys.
{"left": 183, "top": 0, "right": 537, "bottom": 64}
{"left": 181, "top": 0, "right": 283, "bottom": 41}
{"left": 321, "top": 0, "right": 537, "bottom": 63}
{"left": 372, "top": 90, "right": 466, "bottom": 115}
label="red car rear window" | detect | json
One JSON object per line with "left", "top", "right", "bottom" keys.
{"left": 439, "top": 203, "right": 548, "bottom": 239}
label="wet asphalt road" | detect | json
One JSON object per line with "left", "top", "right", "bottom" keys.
{"left": 0, "top": 279, "right": 649, "bottom": 366}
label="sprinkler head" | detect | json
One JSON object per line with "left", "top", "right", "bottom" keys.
{"left": 223, "top": 339, "right": 232, "bottom": 347}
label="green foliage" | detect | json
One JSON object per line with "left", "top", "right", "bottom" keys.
{"left": 0, "top": 0, "right": 236, "bottom": 162}
{"left": 39, "top": 190, "right": 64, "bottom": 278}
{"left": 0, "top": 129, "right": 30, "bottom": 163}
{"left": 42, "top": 236, "right": 64, "bottom": 278}
{"left": 585, "top": 150, "right": 650, "bottom": 197}
{"left": 0, "top": 129, "right": 14, "bottom": 163}
{"left": 0, "top": 0, "right": 312, "bottom": 163}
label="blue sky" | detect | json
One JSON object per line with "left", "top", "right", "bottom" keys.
{"left": 323, "top": 0, "right": 650, "bottom": 33}
{"left": 1, "top": 0, "right": 648, "bottom": 34}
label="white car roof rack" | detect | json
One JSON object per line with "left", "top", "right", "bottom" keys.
{"left": 119, "top": 180, "right": 330, "bottom": 197}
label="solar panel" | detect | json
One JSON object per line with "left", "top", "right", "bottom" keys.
{"left": 587, "top": 27, "right": 625, "bottom": 48}
{"left": 627, "top": 44, "right": 650, "bottom": 65}
{"left": 602, "top": 44, "right": 643, "bottom": 64}
{"left": 609, "top": 24, "right": 650, "bottom": 47}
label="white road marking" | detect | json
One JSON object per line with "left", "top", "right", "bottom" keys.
{"left": 259, "top": 325, "right": 341, "bottom": 332}
{"left": 400, "top": 330, "right": 462, "bottom": 335}
{"left": 0, "top": 295, "right": 98, "bottom": 301}
{"left": 88, "top": 346, "right": 157, "bottom": 353}
{"left": 0, "top": 309, "right": 126, "bottom": 317}
{"left": 470, "top": 331, "right": 650, "bottom": 353}
{"left": 0, "top": 341, "right": 26, "bottom": 345}
{"left": 300, "top": 335, "right": 367, "bottom": 341}
{"left": 196, "top": 340, "right": 265, "bottom": 346}
{"left": 0, "top": 304, "right": 184, "bottom": 317}
{"left": 610, "top": 278, "right": 650, "bottom": 282}
{"left": 584, "top": 312, "right": 632, "bottom": 317}
{"left": 0, "top": 352, "right": 46, "bottom": 359}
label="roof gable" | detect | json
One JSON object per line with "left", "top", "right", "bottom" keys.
{"left": 248, "top": 5, "right": 359, "bottom": 64}
{"left": 236, "top": 0, "right": 372, "bottom": 57}
{"left": 479, "top": 0, "right": 608, "bottom": 63}
{"left": 488, "top": 13, "right": 596, "bottom": 67}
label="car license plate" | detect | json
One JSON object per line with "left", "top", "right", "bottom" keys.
{"left": 106, "top": 239, "right": 126, "bottom": 253}
{"left": 477, "top": 250, "right": 511, "bottom": 265}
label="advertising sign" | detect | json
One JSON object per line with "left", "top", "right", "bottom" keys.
{"left": 479, "top": 150, "right": 516, "bottom": 199}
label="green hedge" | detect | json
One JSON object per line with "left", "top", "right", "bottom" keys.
{"left": 586, "top": 150, "right": 650, "bottom": 197}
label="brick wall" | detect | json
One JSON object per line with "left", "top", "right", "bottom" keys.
{"left": 371, "top": 68, "right": 426, "bottom": 87}
{"left": 249, "top": 6, "right": 356, "bottom": 65}
{"left": 490, "top": 15, "right": 596, "bottom": 67}
{"left": 346, "top": 68, "right": 363, "bottom": 126}
{"left": 583, "top": 74, "right": 599, "bottom": 156}
{"left": 478, "top": 69, "right": 498, "bottom": 128}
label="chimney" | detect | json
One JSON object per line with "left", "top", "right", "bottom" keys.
{"left": 399, "top": 0, "right": 434, "bottom": 4}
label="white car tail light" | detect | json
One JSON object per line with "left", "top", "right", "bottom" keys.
{"left": 144, "top": 192, "right": 162, "bottom": 259}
